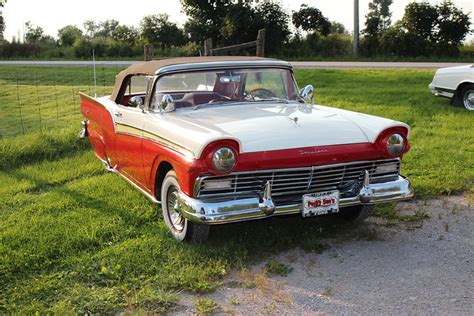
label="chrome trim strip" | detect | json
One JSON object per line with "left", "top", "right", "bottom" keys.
{"left": 97, "top": 155, "right": 160, "bottom": 204}
{"left": 180, "top": 175, "right": 414, "bottom": 225}
{"left": 156, "top": 60, "right": 293, "bottom": 76}
{"left": 436, "top": 87, "right": 456, "bottom": 94}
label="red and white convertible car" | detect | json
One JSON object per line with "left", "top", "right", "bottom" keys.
{"left": 80, "top": 56, "right": 414, "bottom": 242}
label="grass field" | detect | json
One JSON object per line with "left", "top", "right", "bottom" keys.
{"left": 0, "top": 67, "right": 473, "bottom": 313}
{"left": 0, "top": 65, "right": 119, "bottom": 138}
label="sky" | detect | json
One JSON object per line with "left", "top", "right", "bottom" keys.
{"left": 2, "top": 0, "right": 473, "bottom": 42}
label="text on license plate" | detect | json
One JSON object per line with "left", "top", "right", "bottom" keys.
{"left": 302, "top": 190, "right": 340, "bottom": 217}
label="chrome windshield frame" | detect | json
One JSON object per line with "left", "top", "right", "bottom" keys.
{"left": 148, "top": 64, "right": 298, "bottom": 110}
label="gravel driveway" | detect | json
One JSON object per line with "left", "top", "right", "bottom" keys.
{"left": 178, "top": 195, "right": 473, "bottom": 314}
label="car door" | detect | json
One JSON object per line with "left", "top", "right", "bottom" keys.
{"left": 110, "top": 75, "right": 150, "bottom": 186}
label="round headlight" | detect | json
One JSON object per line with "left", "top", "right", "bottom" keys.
{"left": 386, "top": 134, "right": 406, "bottom": 156}
{"left": 212, "top": 147, "right": 236, "bottom": 172}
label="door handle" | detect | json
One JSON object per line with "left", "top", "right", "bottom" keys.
{"left": 114, "top": 112, "right": 123, "bottom": 117}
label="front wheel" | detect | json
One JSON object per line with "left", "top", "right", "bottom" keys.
{"left": 338, "top": 205, "right": 374, "bottom": 223}
{"left": 459, "top": 84, "right": 474, "bottom": 111}
{"left": 161, "top": 170, "right": 210, "bottom": 242}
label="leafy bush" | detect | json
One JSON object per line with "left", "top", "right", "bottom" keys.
{"left": 279, "top": 32, "right": 352, "bottom": 58}
{"left": 153, "top": 42, "right": 200, "bottom": 58}
{"left": 460, "top": 41, "right": 474, "bottom": 59}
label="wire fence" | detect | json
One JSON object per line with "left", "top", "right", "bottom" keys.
{"left": 0, "top": 64, "right": 125, "bottom": 139}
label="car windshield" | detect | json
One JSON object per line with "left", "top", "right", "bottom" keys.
{"left": 151, "top": 68, "right": 299, "bottom": 110}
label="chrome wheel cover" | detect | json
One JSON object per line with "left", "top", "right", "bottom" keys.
{"left": 463, "top": 90, "right": 474, "bottom": 111}
{"left": 166, "top": 187, "right": 184, "bottom": 232}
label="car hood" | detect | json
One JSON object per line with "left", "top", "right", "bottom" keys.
{"left": 149, "top": 102, "right": 409, "bottom": 159}
{"left": 436, "top": 64, "right": 473, "bottom": 74}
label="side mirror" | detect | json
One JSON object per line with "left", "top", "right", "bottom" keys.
{"left": 128, "top": 96, "right": 145, "bottom": 112}
{"left": 159, "top": 94, "right": 176, "bottom": 113}
{"left": 300, "top": 85, "right": 314, "bottom": 105}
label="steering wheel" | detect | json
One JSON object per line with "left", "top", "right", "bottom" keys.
{"left": 248, "top": 88, "right": 277, "bottom": 99}
{"left": 208, "top": 94, "right": 232, "bottom": 104}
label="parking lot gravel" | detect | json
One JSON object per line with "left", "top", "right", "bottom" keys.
{"left": 178, "top": 195, "right": 473, "bottom": 314}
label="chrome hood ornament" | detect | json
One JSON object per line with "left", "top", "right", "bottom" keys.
{"left": 288, "top": 116, "right": 299, "bottom": 126}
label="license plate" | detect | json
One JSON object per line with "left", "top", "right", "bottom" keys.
{"left": 302, "top": 190, "right": 340, "bottom": 217}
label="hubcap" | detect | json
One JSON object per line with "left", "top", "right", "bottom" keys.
{"left": 167, "top": 187, "right": 184, "bottom": 232}
{"left": 463, "top": 90, "right": 474, "bottom": 111}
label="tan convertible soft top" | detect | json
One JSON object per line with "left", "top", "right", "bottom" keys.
{"left": 110, "top": 56, "right": 290, "bottom": 101}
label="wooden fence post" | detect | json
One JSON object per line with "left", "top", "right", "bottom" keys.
{"left": 204, "top": 38, "right": 213, "bottom": 56}
{"left": 144, "top": 44, "right": 153, "bottom": 61}
{"left": 256, "top": 29, "right": 266, "bottom": 57}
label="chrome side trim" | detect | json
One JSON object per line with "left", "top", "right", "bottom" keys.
{"left": 179, "top": 175, "right": 414, "bottom": 225}
{"left": 98, "top": 155, "right": 160, "bottom": 204}
{"left": 80, "top": 92, "right": 194, "bottom": 158}
{"left": 115, "top": 123, "right": 195, "bottom": 158}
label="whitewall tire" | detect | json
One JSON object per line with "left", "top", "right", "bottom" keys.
{"left": 161, "top": 170, "right": 209, "bottom": 242}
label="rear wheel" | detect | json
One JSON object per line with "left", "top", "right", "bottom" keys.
{"left": 339, "top": 205, "right": 374, "bottom": 223}
{"left": 161, "top": 170, "right": 210, "bottom": 242}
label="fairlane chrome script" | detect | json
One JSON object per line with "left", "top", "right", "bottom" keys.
{"left": 298, "top": 149, "right": 330, "bottom": 155}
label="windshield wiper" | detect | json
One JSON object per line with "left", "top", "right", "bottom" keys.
{"left": 248, "top": 97, "right": 289, "bottom": 104}
{"left": 193, "top": 99, "right": 239, "bottom": 110}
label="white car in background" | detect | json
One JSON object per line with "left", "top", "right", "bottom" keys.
{"left": 429, "top": 64, "right": 474, "bottom": 111}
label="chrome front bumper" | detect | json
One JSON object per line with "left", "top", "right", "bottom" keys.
{"left": 177, "top": 175, "right": 414, "bottom": 225}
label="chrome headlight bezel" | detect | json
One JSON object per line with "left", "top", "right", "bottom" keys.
{"left": 212, "top": 147, "right": 236, "bottom": 172}
{"left": 386, "top": 133, "right": 406, "bottom": 156}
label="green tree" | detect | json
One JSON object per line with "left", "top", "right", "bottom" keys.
{"left": 181, "top": 0, "right": 290, "bottom": 54}
{"left": 436, "top": 1, "right": 471, "bottom": 48}
{"left": 292, "top": 4, "right": 331, "bottom": 36}
{"left": 381, "top": 1, "right": 471, "bottom": 57}
{"left": 220, "top": 4, "right": 261, "bottom": 46}
{"left": 140, "top": 14, "right": 187, "bottom": 48}
{"left": 362, "top": 0, "right": 393, "bottom": 56}
{"left": 24, "top": 21, "right": 45, "bottom": 42}
{"left": 0, "top": 0, "right": 6, "bottom": 40}
{"left": 58, "top": 25, "right": 83, "bottom": 46}
{"left": 181, "top": 0, "right": 234, "bottom": 43}
{"left": 255, "top": 2, "right": 290, "bottom": 54}
{"left": 112, "top": 25, "right": 138, "bottom": 44}
{"left": 402, "top": 2, "right": 438, "bottom": 40}
{"left": 96, "top": 19, "right": 119, "bottom": 38}
{"left": 83, "top": 20, "right": 99, "bottom": 38}
{"left": 330, "top": 21, "right": 348, "bottom": 35}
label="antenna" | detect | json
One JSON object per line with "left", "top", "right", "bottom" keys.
{"left": 92, "top": 49, "right": 97, "bottom": 98}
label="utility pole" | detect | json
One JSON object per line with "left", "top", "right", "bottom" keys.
{"left": 353, "top": 0, "right": 359, "bottom": 55}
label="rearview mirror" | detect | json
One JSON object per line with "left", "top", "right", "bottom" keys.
{"left": 300, "top": 85, "right": 314, "bottom": 105}
{"left": 219, "top": 75, "right": 240, "bottom": 83}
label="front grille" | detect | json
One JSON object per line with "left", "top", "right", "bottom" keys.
{"left": 195, "top": 159, "right": 400, "bottom": 200}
